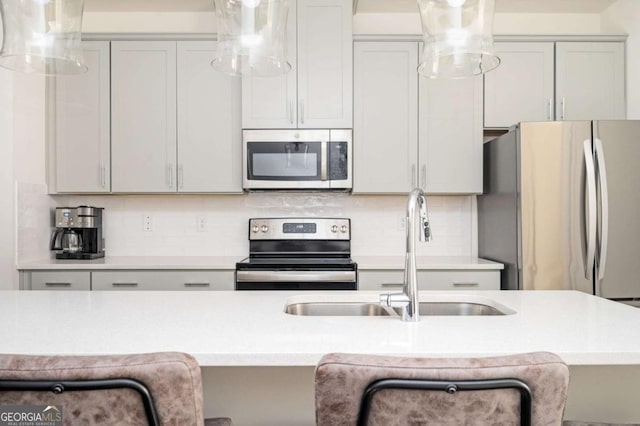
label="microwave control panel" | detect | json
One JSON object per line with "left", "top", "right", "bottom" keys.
{"left": 328, "top": 142, "right": 349, "bottom": 180}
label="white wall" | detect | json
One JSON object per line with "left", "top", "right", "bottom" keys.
{"left": 602, "top": 0, "right": 640, "bottom": 119}
{"left": 352, "top": 12, "right": 604, "bottom": 36}
{"left": 0, "top": 67, "right": 15, "bottom": 289}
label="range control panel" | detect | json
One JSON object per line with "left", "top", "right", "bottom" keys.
{"left": 249, "top": 218, "right": 350, "bottom": 241}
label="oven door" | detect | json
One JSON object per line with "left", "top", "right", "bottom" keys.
{"left": 235, "top": 269, "right": 358, "bottom": 290}
{"left": 243, "top": 130, "right": 331, "bottom": 190}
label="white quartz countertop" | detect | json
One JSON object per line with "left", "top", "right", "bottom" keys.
{"left": 1, "top": 290, "right": 639, "bottom": 367}
{"left": 17, "top": 256, "right": 502, "bottom": 270}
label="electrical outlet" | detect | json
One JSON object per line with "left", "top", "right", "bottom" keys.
{"left": 196, "top": 215, "right": 208, "bottom": 233}
{"left": 397, "top": 215, "right": 406, "bottom": 232}
{"left": 143, "top": 214, "right": 153, "bottom": 232}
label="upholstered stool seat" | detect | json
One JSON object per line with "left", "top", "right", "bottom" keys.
{"left": 0, "top": 352, "right": 231, "bottom": 426}
{"left": 315, "top": 352, "right": 570, "bottom": 426}
{"left": 564, "top": 422, "right": 640, "bottom": 426}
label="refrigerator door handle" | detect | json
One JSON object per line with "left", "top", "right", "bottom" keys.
{"left": 594, "top": 138, "right": 609, "bottom": 282}
{"left": 583, "top": 139, "right": 597, "bottom": 281}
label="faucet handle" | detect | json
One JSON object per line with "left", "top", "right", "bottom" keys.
{"left": 422, "top": 219, "right": 431, "bottom": 242}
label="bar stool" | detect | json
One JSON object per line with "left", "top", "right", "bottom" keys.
{"left": 315, "top": 352, "right": 570, "bottom": 426}
{"left": 0, "top": 352, "right": 231, "bottom": 426}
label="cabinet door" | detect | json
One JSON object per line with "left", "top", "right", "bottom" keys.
{"left": 484, "top": 42, "right": 554, "bottom": 128}
{"left": 54, "top": 41, "right": 110, "bottom": 193}
{"left": 556, "top": 42, "right": 626, "bottom": 121}
{"left": 177, "top": 41, "right": 242, "bottom": 193}
{"left": 241, "top": 0, "right": 297, "bottom": 129}
{"left": 419, "top": 72, "right": 483, "bottom": 194}
{"left": 297, "top": 0, "right": 353, "bottom": 128}
{"left": 30, "top": 271, "right": 91, "bottom": 291}
{"left": 92, "top": 270, "right": 234, "bottom": 291}
{"left": 111, "top": 41, "right": 178, "bottom": 192}
{"left": 358, "top": 270, "right": 499, "bottom": 291}
{"left": 353, "top": 42, "right": 418, "bottom": 193}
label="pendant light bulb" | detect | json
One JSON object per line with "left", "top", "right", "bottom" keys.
{"left": 212, "top": 0, "right": 291, "bottom": 77}
{"left": 417, "top": 0, "right": 500, "bottom": 79}
{"left": 0, "top": 0, "right": 87, "bottom": 75}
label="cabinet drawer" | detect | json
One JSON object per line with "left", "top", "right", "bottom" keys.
{"left": 358, "top": 270, "right": 499, "bottom": 291}
{"left": 31, "top": 271, "right": 91, "bottom": 291}
{"left": 92, "top": 271, "right": 234, "bottom": 291}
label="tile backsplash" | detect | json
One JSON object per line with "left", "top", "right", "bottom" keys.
{"left": 17, "top": 185, "right": 477, "bottom": 260}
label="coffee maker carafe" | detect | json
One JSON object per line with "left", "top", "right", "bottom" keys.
{"left": 50, "top": 206, "right": 105, "bottom": 259}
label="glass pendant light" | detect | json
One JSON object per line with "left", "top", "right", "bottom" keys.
{"left": 0, "top": 0, "right": 87, "bottom": 75}
{"left": 417, "top": 0, "right": 500, "bottom": 79}
{"left": 212, "top": 0, "right": 291, "bottom": 77}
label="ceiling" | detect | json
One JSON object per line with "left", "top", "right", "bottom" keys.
{"left": 84, "top": 0, "right": 619, "bottom": 14}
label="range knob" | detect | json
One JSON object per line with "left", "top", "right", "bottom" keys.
{"left": 261, "top": 225, "right": 269, "bottom": 233}
{"left": 340, "top": 225, "right": 348, "bottom": 233}
{"left": 331, "top": 225, "right": 338, "bottom": 233}
{"left": 252, "top": 225, "right": 260, "bottom": 233}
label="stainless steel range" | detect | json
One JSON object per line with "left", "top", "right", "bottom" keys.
{"left": 235, "top": 218, "right": 357, "bottom": 290}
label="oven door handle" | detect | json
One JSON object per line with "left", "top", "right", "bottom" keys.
{"left": 236, "top": 270, "right": 356, "bottom": 283}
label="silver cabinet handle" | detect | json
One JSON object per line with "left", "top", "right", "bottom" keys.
{"left": 178, "top": 164, "right": 184, "bottom": 190}
{"left": 289, "top": 100, "right": 294, "bottom": 125}
{"left": 381, "top": 283, "right": 403, "bottom": 288}
{"left": 594, "top": 138, "right": 609, "bottom": 282}
{"left": 548, "top": 99, "right": 553, "bottom": 121}
{"left": 45, "top": 282, "right": 71, "bottom": 287}
{"left": 453, "top": 282, "right": 479, "bottom": 287}
{"left": 112, "top": 282, "right": 138, "bottom": 287}
{"left": 299, "top": 99, "right": 305, "bottom": 125}
{"left": 583, "top": 139, "right": 597, "bottom": 281}
{"left": 97, "top": 165, "right": 102, "bottom": 188}
{"left": 101, "top": 165, "right": 107, "bottom": 189}
{"left": 168, "top": 164, "right": 174, "bottom": 188}
{"left": 184, "top": 282, "right": 210, "bottom": 287}
{"left": 561, "top": 97, "right": 566, "bottom": 120}
{"left": 410, "top": 164, "right": 416, "bottom": 187}
{"left": 420, "top": 165, "right": 427, "bottom": 189}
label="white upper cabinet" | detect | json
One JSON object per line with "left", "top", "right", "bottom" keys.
{"left": 177, "top": 41, "right": 242, "bottom": 193}
{"left": 111, "top": 41, "right": 177, "bottom": 192}
{"left": 353, "top": 42, "right": 418, "bottom": 193}
{"left": 419, "top": 73, "right": 484, "bottom": 194}
{"left": 484, "top": 42, "right": 555, "bottom": 128}
{"left": 353, "top": 41, "right": 483, "bottom": 195}
{"left": 297, "top": 0, "right": 353, "bottom": 128}
{"left": 242, "top": 0, "right": 353, "bottom": 129}
{"left": 556, "top": 42, "right": 626, "bottom": 121}
{"left": 485, "top": 40, "right": 626, "bottom": 127}
{"left": 53, "top": 41, "right": 110, "bottom": 193}
{"left": 241, "top": 0, "right": 297, "bottom": 129}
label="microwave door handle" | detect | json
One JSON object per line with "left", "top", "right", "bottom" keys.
{"left": 303, "top": 144, "right": 309, "bottom": 169}
{"left": 320, "top": 141, "right": 328, "bottom": 181}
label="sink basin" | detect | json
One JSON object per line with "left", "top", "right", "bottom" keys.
{"left": 285, "top": 301, "right": 509, "bottom": 316}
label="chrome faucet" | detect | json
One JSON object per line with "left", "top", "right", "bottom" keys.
{"left": 380, "top": 188, "right": 431, "bottom": 322}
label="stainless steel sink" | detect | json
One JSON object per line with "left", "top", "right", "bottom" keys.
{"left": 284, "top": 301, "right": 509, "bottom": 316}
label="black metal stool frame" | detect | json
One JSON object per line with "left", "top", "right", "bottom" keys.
{"left": 357, "top": 378, "right": 533, "bottom": 426}
{"left": 0, "top": 378, "right": 161, "bottom": 426}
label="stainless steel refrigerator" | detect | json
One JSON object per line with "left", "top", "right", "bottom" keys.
{"left": 478, "top": 121, "right": 640, "bottom": 305}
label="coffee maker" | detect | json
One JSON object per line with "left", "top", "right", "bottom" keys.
{"left": 50, "top": 206, "right": 105, "bottom": 259}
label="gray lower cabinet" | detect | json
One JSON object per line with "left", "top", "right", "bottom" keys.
{"left": 30, "top": 271, "right": 91, "bottom": 291}
{"left": 92, "top": 271, "right": 234, "bottom": 291}
{"left": 358, "top": 270, "right": 500, "bottom": 291}
{"left": 23, "top": 270, "right": 234, "bottom": 291}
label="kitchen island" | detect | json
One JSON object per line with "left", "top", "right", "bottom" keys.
{"left": 2, "top": 290, "right": 640, "bottom": 424}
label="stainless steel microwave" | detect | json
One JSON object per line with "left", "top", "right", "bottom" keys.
{"left": 242, "top": 129, "right": 352, "bottom": 190}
